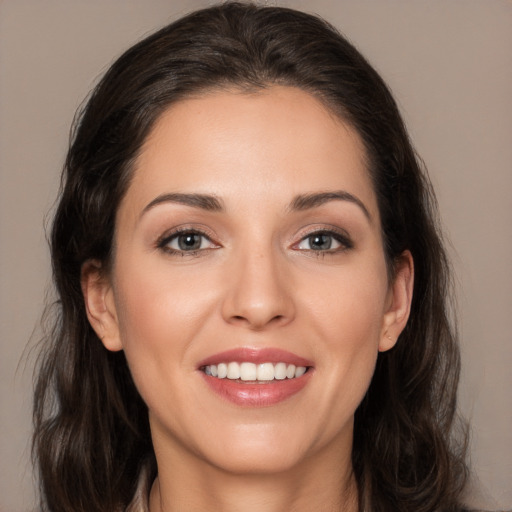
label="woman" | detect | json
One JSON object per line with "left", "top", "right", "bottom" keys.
{"left": 33, "top": 2, "right": 470, "bottom": 511}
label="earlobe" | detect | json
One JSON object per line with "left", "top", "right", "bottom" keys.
{"left": 379, "top": 250, "right": 414, "bottom": 352}
{"left": 81, "top": 260, "right": 123, "bottom": 352}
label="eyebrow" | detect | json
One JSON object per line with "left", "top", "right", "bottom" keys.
{"left": 289, "top": 191, "right": 371, "bottom": 220}
{"left": 141, "top": 189, "right": 371, "bottom": 220}
{"left": 142, "top": 193, "right": 224, "bottom": 216}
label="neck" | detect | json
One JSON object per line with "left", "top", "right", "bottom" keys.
{"left": 149, "top": 443, "right": 358, "bottom": 512}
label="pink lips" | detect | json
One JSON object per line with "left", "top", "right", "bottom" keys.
{"left": 198, "top": 348, "right": 314, "bottom": 407}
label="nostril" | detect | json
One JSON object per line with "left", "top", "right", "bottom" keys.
{"left": 228, "top": 313, "right": 287, "bottom": 330}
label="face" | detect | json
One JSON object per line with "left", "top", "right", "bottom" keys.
{"left": 83, "top": 86, "right": 412, "bottom": 476}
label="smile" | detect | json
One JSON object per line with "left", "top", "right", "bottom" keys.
{"left": 203, "top": 362, "right": 308, "bottom": 381}
{"left": 198, "top": 348, "right": 314, "bottom": 406}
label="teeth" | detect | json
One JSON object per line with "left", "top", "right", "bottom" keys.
{"left": 257, "top": 362, "right": 275, "bottom": 380}
{"left": 240, "top": 362, "right": 257, "bottom": 381}
{"left": 294, "top": 366, "right": 306, "bottom": 378}
{"left": 203, "top": 362, "right": 308, "bottom": 381}
{"left": 274, "top": 362, "right": 287, "bottom": 380}
{"left": 286, "top": 364, "right": 296, "bottom": 379}
{"left": 227, "top": 362, "right": 240, "bottom": 379}
{"left": 217, "top": 363, "right": 227, "bottom": 379}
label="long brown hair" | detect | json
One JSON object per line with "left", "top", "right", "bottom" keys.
{"left": 33, "top": 3, "right": 468, "bottom": 511}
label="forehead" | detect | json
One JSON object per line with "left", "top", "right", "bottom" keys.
{"left": 123, "top": 86, "right": 377, "bottom": 219}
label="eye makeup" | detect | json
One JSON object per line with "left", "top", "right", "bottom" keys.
{"left": 156, "top": 225, "right": 220, "bottom": 257}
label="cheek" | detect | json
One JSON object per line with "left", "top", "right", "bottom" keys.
{"left": 111, "top": 258, "right": 217, "bottom": 403}
{"left": 305, "top": 257, "right": 388, "bottom": 347}
{"left": 114, "top": 254, "right": 215, "bottom": 344}
{"left": 301, "top": 259, "right": 388, "bottom": 416}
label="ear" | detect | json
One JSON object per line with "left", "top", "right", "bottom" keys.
{"left": 81, "top": 260, "right": 123, "bottom": 352}
{"left": 379, "top": 250, "right": 414, "bottom": 352}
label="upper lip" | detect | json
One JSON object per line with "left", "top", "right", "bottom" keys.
{"left": 197, "top": 347, "right": 314, "bottom": 369}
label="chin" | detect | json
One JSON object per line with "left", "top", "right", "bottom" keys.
{"left": 208, "top": 443, "right": 306, "bottom": 476}
{"left": 190, "top": 421, "right": 326, "bottom": 476}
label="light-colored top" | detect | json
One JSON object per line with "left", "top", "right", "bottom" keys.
{"left": 126, "top": 465, "right": 151, "bottom": 512}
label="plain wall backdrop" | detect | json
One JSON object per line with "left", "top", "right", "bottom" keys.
{"left": 1, "top": 1, "right": 511, "bottom": 510}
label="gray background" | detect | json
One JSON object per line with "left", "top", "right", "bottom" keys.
{"left": 1, "top": 1, "right": 511, "bottom": 510}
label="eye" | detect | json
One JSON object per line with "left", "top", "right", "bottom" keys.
{"left": 158, "top": 229, "right": 218, "bottom": 254}
{"left": 295, "top": 230, "right": 352, "bottom": 252}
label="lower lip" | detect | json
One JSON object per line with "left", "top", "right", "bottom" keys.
{"left": 201, "top": 371, "right": 313, "bottom": 407}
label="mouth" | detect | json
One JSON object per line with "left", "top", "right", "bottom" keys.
{"left": 198, "top": 348, "right": 314, "bottom": 406}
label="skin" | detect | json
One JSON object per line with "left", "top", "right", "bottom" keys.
{"left": 82, "top": 86, "right": 413, "bottom": 512}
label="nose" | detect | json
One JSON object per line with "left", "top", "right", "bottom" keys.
{"left": 221, "top": 245, "right": 295, "bottom": 330}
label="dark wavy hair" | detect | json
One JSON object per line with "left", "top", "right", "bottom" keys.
{"left": 33, "top": 2, "right": 468, "bottom": 511}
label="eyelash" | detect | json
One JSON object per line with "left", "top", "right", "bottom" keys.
{"left": 156, "top": 227, "right": 218, "bottom": 257}
{"left": 294, "top": 228, "right": 353, "bottom": 255}
{"left": 156, "top": 227, "right": 353, "bottom": 257}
